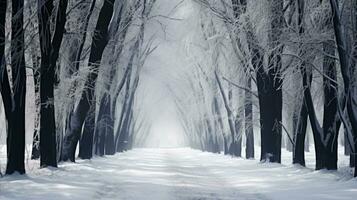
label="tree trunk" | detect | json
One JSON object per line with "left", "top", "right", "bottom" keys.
{"left": 6, "top": 0, "right": 27, "bottom": 174}
{"left": 0, "top": 0, "right": 14, "bottom": 173}
{"left": 73, "top": 0, "right": 96, "bottom": 73}
{"left": 78, "top": 107, "right": 95, "bottom": 159}
{"left": 293, "top": 0, "right": 308, "bottom": 166}
{"left": 31, "top": 67, "right": 40, "bottom": 160}
{"left": 293, "top": 98, "right": 308, "bottom": 166}
{"left": 329, "top": 0, "right": 357, "bottom": 176}
{"left": 245, "top": 76, "right": 254, "bottom": 159}
{"left": 256, "top": 69, "right": 283, "bottom": 163}
{"left": 301, "top": 67, "right": 326, "bottom": 170}
{"left": 0, "top": 0, "right": 12, "bottom": 139}
{"left": 38, "top": 0, "right": 68, "bottom": 168}
{"left": 115, "top": 69, "right": 132, "bottom": 151}
{"left": 344, "top": 127, "right": 350, "bottom": 155}
{"left": 38, "top": 0, "right": 57, "bottom": 168}
{"left": 259, "top": 0, "right": 284, "bottom": 163}
{"left": 322, "top": 41, "right": 339, "bottom": 170}
{"left": 51, "top": 0, "right": 68, "bottom": 73}
{"left": 61, "top": 0, "right": 116, "bottom": 162}
{"left": 249, "top": 47, "right": 265, "bottom": 160}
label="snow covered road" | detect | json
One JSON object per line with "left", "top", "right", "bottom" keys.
{"left": 1, "top": 148, "right": 356, "bottom": 200}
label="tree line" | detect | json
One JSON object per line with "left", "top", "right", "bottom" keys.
{"left": 0, "top": 0, "right": 156, "bottom": 175}
{"left": 172, "top": 0, "right": 357, "bottom": 177}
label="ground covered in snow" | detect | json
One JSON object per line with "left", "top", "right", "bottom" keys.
{"left": 0, "top": 148, "right": 356, "bottom": 200}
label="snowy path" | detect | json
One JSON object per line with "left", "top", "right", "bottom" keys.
{"left": 0, "top": 148, "right": 356, "bottom": 200}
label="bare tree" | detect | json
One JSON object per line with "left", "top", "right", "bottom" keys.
{"left": 61, "top": 0, "right": 116, "bottom": 162}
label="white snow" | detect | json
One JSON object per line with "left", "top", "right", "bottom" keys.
{"left": 0, "top": 147, "right": 356, "bottom": 200}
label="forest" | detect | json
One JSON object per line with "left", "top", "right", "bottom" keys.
{"left": 0, "top": 0, "right": 356, "bottom": 199}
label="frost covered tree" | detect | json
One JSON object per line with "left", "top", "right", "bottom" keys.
{"left": 61, "top": 0, "right": 117, "bottom": 162}
{"left": 191, "top": 0, "right": 357, "bottom": 175}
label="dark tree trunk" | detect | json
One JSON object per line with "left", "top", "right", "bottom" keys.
{"left": 0, "top": 70, "right": 12, "bottom": 157}
{"left": 245, "top": 76, "right": 254, "bottom": 159}
{"left": 243, "top": 0, "right": 283, "bottom": 163}
{"left": 301, "top": 67, "right": 326, "bottom": 170}
{"left": 51, "top": 0, "right": 68, "bottom": 72}
{"left": 257, "top": 0, "right": 284, "bottom": 163}
{"left": 6, "top": 0, "right": 27, "bottom": 174}
{"left": 38, "top": 0, "right": 68, "bottom": 168}
{"left": 344, "top": 127, "right": 350, "bottom": 155}
{"left": 350, "top": 0, "right": 357, "bottom": 171}
{"left": 38, "top": 0, "right": 57, "bottom": 168}
{"left": 256, "top": 69, "right": 283, "bottom": 163}
{"left": 0, "top": 0, "right": 5, "bottom": 64}
{"left": 0, "top": 0, "right": 14, "bottom": 170}
{"left": 293, "top": 0, "right": 308, "bottom": 166}
{"left": 256, "top": 38, "right": 283, "bottom": 163}
{"left": 78, "top": 108, "right": 95, "bottom": 159}
{"left": 0, "top": 0, "right": 11, "bottom": 130}
{"left": 329, "top": 0, "right": 357, "bottom": 176}
{"left": 349, "top": 0, "right": 357, "bottom": 171}
{"left": 95, "top": 113, "right": 106, "bottom": 156}
{"left": 293, "top": 99, "right": 309, "bottom": 166}
{"left": 73, "top": 0, "right": 97, "bottom": 73}
{"left": 62, "top": 0, "right": 116, "bottom": 162}
{"left": 322, "top": 41, "right": 339, "bottom": 170}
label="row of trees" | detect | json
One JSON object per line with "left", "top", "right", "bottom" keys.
{"left": 0, "top": 0, "right": 356, "bottom": 179}
{"left": 0, "top": 0, "right": 156, "bottom": 175}
{"left": 172, "top": 0, "right": 356, "bottom": 177}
